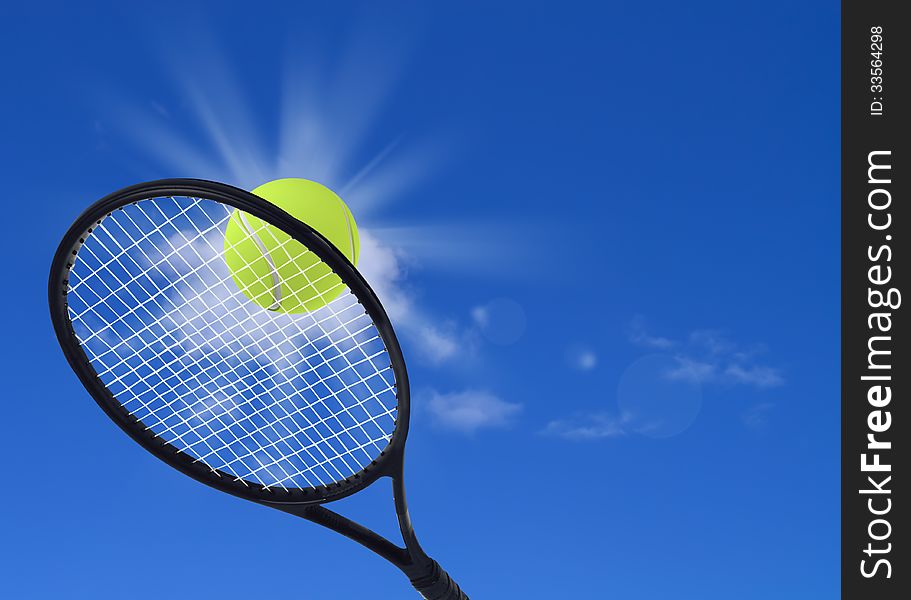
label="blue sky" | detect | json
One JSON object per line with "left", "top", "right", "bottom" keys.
{"left": 0, "top": 1, "right": 839, "bottom": 598}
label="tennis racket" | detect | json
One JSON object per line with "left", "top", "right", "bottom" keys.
{"left": 48, "top": 178, "right": 468, "bottom": 599}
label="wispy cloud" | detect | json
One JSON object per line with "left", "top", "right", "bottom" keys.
{"left": 664, "top": 356, "right": 717, "bottom": 384}
{"left": 357, "top": 230, "right": 474, "bottom": 365}
{"left": 725, "top": 365, "right": 784, "bottom": 388}
{"left": 423, "top": 389, "right": 522, "bottom": 433}
{"left": 629, "top": 316, "right": 677, "bottom": 350}
{"left": 742, "top": 402, "right": 775, "bottom": 429}
{"left": 629, "top": 320, "right": 784, "bottom": 389}
{"left": 547, "top": 321, "right": 784, "bottom": 442}
{"left": 688, "top": 329, "right": 737, "bottom": 356}
{"left": 413, "top": 323, "right": 462, "bottom": 364}
{"left": 541, "top": 412, "right": 626, "bottom": 440}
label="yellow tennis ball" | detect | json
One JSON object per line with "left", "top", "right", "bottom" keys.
{"left": 224, "top": 178, "right": 360, "bottom": 314}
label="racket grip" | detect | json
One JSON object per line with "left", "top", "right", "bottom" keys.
{"left": 410, "top": 559, "right": 469, "bottom": 600}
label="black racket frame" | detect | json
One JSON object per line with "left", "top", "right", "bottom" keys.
{"left": 48, "top": 179, "right": 467, "bottom": 599}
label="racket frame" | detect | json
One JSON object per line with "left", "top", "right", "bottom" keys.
{"left": 49, "top": 179, "right": 465, "bottom": 595}
{"left": 49, "top": 178, "right": 408, "bottom": 502}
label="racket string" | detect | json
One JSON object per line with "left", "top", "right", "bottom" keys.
{"left": 67, "top": 196, "right": 399, "bottom": 490}
{"left": 75, "top": 203, "right": 318, "bottom": 489}
{"left": 75, "top": 201, "right": 387, "bottom": 487}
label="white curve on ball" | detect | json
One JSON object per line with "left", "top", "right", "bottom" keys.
{"left": 236, "top": 211, "right": 283, "bottom": 311}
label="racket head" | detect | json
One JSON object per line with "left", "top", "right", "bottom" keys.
{"left": 49, "top": 179, "right": 410, "bottom": 506}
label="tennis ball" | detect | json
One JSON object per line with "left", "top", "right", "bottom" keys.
{"left": 224, "top": 178, "right": 360, "bottom": 314}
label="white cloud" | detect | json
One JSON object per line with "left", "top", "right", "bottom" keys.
{"left": 629, "top": 316, "right": 677, "bottom": 350}
{"left": 688, "top": 329, "right": 737, "bottom": 356}
{"left": 630, "top": 320, "right": 784, "bottom": 389}
{"left": 664, "top": 356, "right": 717, "bottom": 384}
{"left": 542, "top": 412, "right": 626, "bottom": 440}
{"left": 413, "top": 323, "right": 460, "bottom": 363}
{"left": 357, "top": 229, "right": 468, "bottom": 365}
{"left": 544, "top": 321, "right": 786, "bottom": 442}
{"left": 423, "top": 389, "right": 521, "bottom": 433}
{"left": 632, "top": 332, "right": 676, "bottom": 350}
{"left": 356, "top": 228, "right": 410, "bottom": 319}
{"left": 725, "top": 365, "right": 784, "bottom": 388}
{"left": 742, "top": 402, "right": 775, "bottom": 429}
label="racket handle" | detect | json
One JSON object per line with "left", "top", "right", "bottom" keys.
{"left": 410, "top": 559, "right": 469, "bottom": 600}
